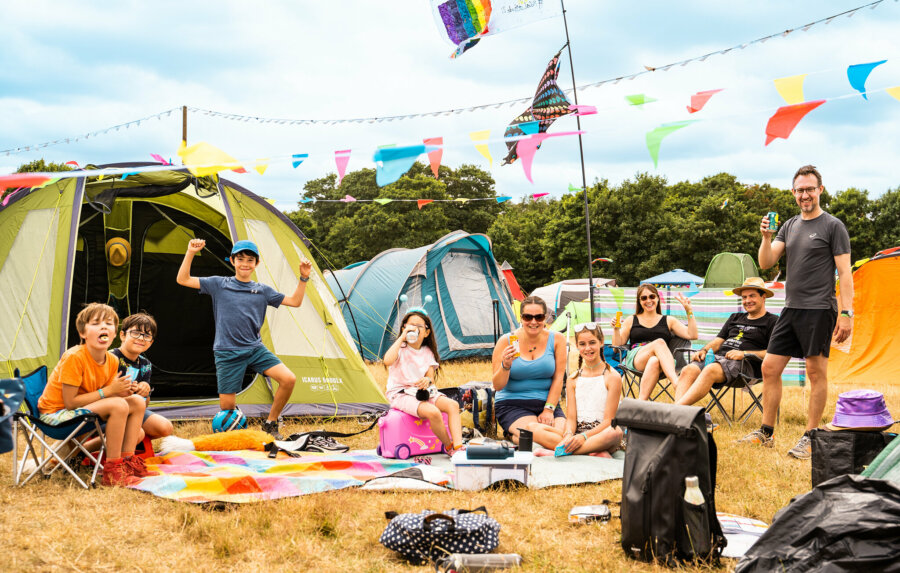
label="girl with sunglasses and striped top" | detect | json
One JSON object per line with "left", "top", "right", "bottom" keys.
{"left": 491, "top": 296, "right": 567, "bottom": 444}
{"left": 526, "top": 322, "right": 624, "bottom": 456}
{"left": 612, "top": 284, "right": 697, "bottom": 400}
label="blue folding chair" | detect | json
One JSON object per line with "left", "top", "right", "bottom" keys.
{"left": 12, "top": 366, "right": 107, "bottom": 488}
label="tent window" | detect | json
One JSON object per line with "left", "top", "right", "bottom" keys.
{"left": 0, "top": 208, "right": 58, "bottom": 360}
{"left": 143, "top": 220, "right": 197, "bottom": 255}
{"left": 440, "top": 252, "right": 493, "bottom": 337}
{"left": 245, "top": 219, "right": 344, "bottom": 359}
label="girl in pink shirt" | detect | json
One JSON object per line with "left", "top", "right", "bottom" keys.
{"left": 383, "top": 310, "right": 463, "bottom": 455}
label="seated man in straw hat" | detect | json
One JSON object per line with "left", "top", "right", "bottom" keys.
{"left": 674, "top": 277, "right": 778, "bottom": 407}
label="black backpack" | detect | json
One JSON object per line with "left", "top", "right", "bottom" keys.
{"left": 612, "top": 399, "right": 725, "bottom": 565}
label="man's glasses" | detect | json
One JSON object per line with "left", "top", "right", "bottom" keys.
{"left": 126, "top": 330, "right": 153, "bottom": 341}
{"left": 792, "top": 186, "right": 818, "bottom": 195}
{"left": 640, "top": 294, "right": 658, "bottom": 301}
{"left": 573, "top": 322, "right": 599, "bottom": 333}
{"left": 521, "top": 313, "right": 546, "bottom": 322}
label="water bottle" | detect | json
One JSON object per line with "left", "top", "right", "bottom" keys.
{"left": 435, "top": 553, "right": 523, "bottom": 572}
{"left": 684, "top": 475, "right": 705, "bottom": 505}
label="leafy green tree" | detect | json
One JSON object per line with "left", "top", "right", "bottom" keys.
{"left": 872, "top": 188, "right": 900, "bottom": 250}
{"left": 488, "top": 199, "right": 557, "bottom": 293}
{"left": 16, "top": 159, "right": 74, "bottom": 173}
{"left": 829, "top": 187, "right": 876, "bottom": 262}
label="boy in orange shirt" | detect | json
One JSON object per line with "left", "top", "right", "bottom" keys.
{"left": 38, "top": 303, "right": 157, "bottom": 486}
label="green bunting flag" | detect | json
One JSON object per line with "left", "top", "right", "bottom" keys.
{"left": 646, "top": 121, "right": 697, "bottom": 167}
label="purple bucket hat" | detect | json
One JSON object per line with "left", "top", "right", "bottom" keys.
{"left": 826, "top": 389, "right": 895, "bottom": 431}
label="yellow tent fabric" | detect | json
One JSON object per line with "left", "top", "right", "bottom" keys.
{"left": 829, "top": 254, "right": 900, "bottom": 385}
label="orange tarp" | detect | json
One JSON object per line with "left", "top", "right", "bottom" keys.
{"left": 829, "top": 255, "right": 900, "bottom": 385}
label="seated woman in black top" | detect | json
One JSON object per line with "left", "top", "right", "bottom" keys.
{"left": 612, "top": 284, "right": 698, "bottom": 400}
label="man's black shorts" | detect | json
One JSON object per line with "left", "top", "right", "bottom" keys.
{"left": 767, "top": 308, "right": 837, "bottom": 359}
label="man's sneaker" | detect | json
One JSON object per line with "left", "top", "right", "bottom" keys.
{"left": 787, "top": 434, "right": 812, "bottom": 460}
{"left": 101, "top": 459, "right": 140, "bottom": 487}
{"left": 305, "top": 435, "right": 349, "bottom": 453}
{"left": 738, "top": 429, "right": 775, "bottom": 448}
{"left": 262, "top": 419, "right": 284, "bottom": 440}
{"left": 125, "top": 455, "right": 159, "bottom": 478}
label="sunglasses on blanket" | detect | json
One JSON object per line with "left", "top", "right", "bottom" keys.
{"left": 573, "top": 322, "right": 600, "bottom": 333}
{"left": 521, "top": 313, "right": 546, "bottom": 322}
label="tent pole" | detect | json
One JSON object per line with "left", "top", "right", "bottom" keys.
{"left": 560, "top": 0, "right": 594, "bottom": 321}
{"left": 182, "top": 105, "right": 188, "bottom": 149}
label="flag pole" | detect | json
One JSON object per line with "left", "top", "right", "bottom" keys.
{"left": 560, "top": 0, "right": 595, "bottom": 321}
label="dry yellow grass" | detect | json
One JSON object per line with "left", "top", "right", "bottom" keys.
{"left": 1, "top": 357, "right": 896, "bottom": 573}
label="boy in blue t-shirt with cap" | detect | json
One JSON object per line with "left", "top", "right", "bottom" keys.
{"left": 177, "top": 238, "right": 313, "bottom": 438}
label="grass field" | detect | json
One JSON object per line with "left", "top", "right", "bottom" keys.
{"left": 1, "top": 356, "right": 896, "bottom": 573}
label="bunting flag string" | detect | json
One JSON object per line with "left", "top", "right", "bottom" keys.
{"left": 2, "top": 0, "right": 894, "bottom": 158}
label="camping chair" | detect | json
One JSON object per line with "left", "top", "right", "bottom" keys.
{"left": 617, "top": 337, "right": 692, "bottom": 402}
{"left": 12, "top": 366, "right": 107, "bottom": 488}
{"left": 704, "top": 354, "right": 768, "bottom": 426}
{"left": 602, "top": 345, "right": 632, "bottom": 398}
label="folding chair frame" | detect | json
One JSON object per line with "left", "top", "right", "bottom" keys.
{"left": 703, "top": 355, "right": 767, "bottom": 427}
{"left": 11, "top": 366, "right": 108, "bottom": 489}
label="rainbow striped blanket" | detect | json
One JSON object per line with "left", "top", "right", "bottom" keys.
{"left": 129, "top": 450, "right": 452, "bottom": 503}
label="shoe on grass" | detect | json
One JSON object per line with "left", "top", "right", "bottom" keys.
{"left": 787, "top": 434, "right": 812, "bottom": 460}
{"left": 125, "top": 455, "right": 159, "bottom": 478}
{"left": 262, "top": 419, "right": 284, "bottom": 440}
{"left": 738, "top": 429, "right": 774, "bottom": 448}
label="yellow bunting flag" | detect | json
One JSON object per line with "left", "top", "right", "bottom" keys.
{"left": 254, "top": 160, "right": 269, "bottom": 175}
{"left": 455, "top": 198, "right": 469, "bottom": 203}
{"left": 773, "top": 74, "right": 807, "bottom": 105}
{"left": 177, "top": 141, "right": 244, "bottom": 177}
{"left": 886, "top": 86, "right": 900, "bottom": 102}
{"left": 469, "top": 130, "right": 492, "bottom": 165}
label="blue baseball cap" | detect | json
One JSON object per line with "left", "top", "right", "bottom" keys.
{"left": 230, "top": 240, "right": 259, "bottom": 257}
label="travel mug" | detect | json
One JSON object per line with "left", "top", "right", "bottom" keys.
{"left": 517, "top": 429, "right": 533, "bottom": 452}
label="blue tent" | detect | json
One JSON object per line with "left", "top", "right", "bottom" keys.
{"left": 324, "top": 231, "right": 518, "bottom": 361}
{"left": 641, "top": 268, "right": 705, "bottom": 286}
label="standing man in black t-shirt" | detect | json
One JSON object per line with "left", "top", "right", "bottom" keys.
{"left": 740, "top": 165, "right": 853, "bottom": 459}
{"left": 674, "top": 277, "right": 777, "bottom": 407}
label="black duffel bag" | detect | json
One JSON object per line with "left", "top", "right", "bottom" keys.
{"left": 379, "top": 506, "right": 500, "bottom": 565}
{"left": 612, "top": 399, "right": 725, "bottom": 565}
{"left": 810, "top": 428, "right": 896, "bottom": 487}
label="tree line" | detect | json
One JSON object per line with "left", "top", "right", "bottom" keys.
{"left": 287, "top": 163, "right": 899, "bottom": 292}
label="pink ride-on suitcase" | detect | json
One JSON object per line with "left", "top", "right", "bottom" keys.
{"left": 376, "top": 408, "right": 450, "bottom": 459}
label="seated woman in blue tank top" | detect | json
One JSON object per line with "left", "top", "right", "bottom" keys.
{"left": 612, "top": 284, "right": 698, "bottom": 400}
{"left": 492, "top": 296, "right": 567, "bottom": 443}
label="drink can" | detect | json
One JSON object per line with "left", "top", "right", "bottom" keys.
{"left": 509, "top": 333, "right": 520, "bottom": 358}
{"left": 614, "top": 311, "right": 622, "bottom": 328}
{"left": 767, "top": 211, "right": 779, "bottom": 233}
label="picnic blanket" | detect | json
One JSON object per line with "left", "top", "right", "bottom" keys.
{"left": 130, "top": 450, "right": 452, "bottom": 503}
{"left": 131, "top": 449, "right": 625, "bottom": 503}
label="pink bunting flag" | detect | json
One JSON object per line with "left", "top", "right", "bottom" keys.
{"left": 340, "top": 195, "right": 356, "bottom": 203}
{"left": 335, "top": 149, "right": 351, "bottom": 186}
{"left": 423, "top": 137, "right": 443, "bottom": 178}
{"left": 150, "top": 153, "right": 172, "bottom": 165}
{"left": 65, "top": 160, "right": 79, "bottom": 168}
{"left": 686, "top": 89, "right": 723, "bottom": 113}
{"left": 516, "top": 131, "right": 584, "bottom": 183}
{"left": 764, "top": 100, "right": 826, "bottom": 145}
{"left": 417, "top": 199, "right": 434, "bottom": 210}
{"left": 568, "top": 105, "right": 597, "bottom": 116}
{"left": 531, "top": 193, "right": 549, "bottom": 200}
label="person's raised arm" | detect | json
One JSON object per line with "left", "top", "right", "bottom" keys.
{"left": 612, "top": 315, "right": 633, "bottom": 347}
{"left": 668, "top": 293, "right": 699, "bottom": 340}
{"left": 491, "top": 335, "right": 515, "bottom": 392}
{"left": 176, "top": 238, "right": 204, "bottom": 290}
{"left": 281, "top": 258, "right": 313, "bottom": 307}
{"left": 758, "top": 215, "right": 785, "bottom": 270}
{"left": 833, "top": 252, "right": 854, "bottom": 343}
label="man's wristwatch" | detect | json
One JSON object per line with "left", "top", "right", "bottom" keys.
{"left": 840, "top": 310, "right": 854, "bottom": 318}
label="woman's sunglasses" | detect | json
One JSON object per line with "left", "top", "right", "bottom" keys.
{"left": 521, "top": 313, "right": 546, "bottom": 322}
{"left": 573, "top": 322, "right": 599, "bottom": 333}
{"left": 640, "top": 294, "right": 658, "bottom": 301}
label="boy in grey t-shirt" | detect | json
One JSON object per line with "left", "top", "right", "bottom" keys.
{"left": 740, "top": 165, "right": 854, "bottom": 460}
{"left": 176, "top": 238, "right": 313, "bottom": 439}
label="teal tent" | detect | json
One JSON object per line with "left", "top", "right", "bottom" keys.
{"left": 324, "top": 231, "right": 517, "bottom": 360}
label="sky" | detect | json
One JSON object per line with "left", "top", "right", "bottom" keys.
{"left": 2, "top": 1, "right": 900, "bottom": 211}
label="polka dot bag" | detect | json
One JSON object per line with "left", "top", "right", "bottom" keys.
{"left": 379, "top": 507, "right": 501, "bottom": 564}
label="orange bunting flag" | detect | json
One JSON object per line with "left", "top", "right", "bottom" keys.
{"left": 417, "top": 199, "right": 434, "bottom": 210}
{"left": 764, "top": 100, "right": 826, "bottom": 145}
{"left": 423, "top": 137, "right": 443, "bottom": 178}
{"left": 687, "top": 89, "right": 723, "bottom": 113}
{"left": 0, "top": 173, "right": 52, "bottom": 189}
